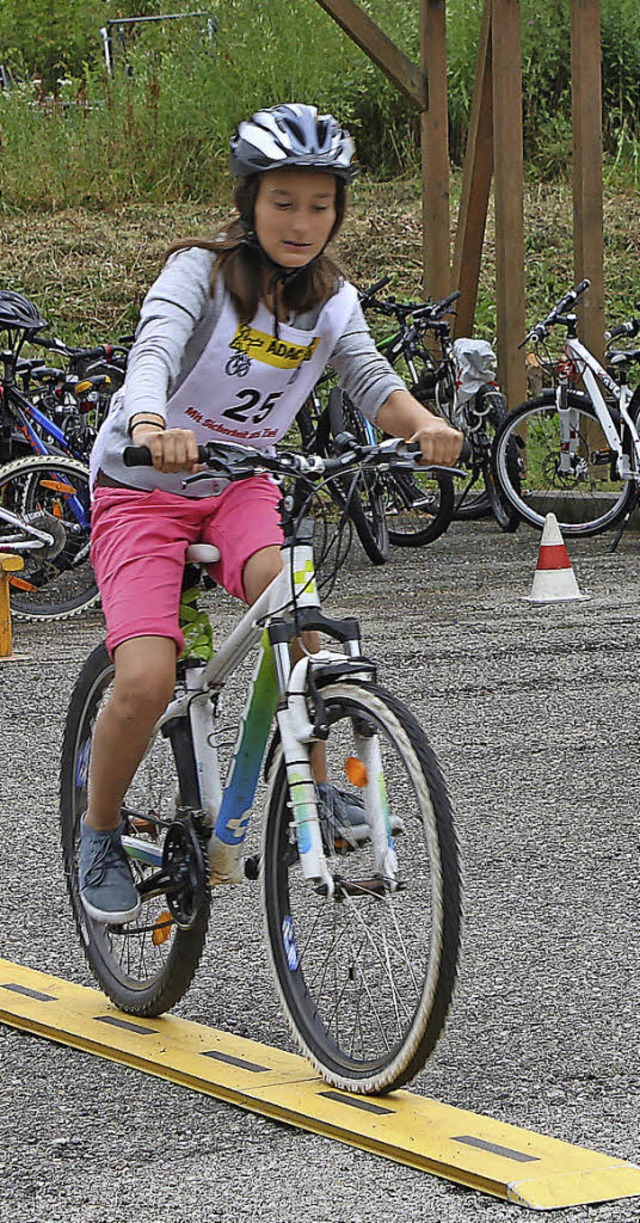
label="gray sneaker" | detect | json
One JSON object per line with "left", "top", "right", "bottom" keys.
{"left": 79, "top": 822, "right": 141, "bottom": 925}
{"left": 317, "top": 782, "right": 405, "bottom": 851}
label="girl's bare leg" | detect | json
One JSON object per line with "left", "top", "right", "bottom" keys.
{"left": 84, "top": 636, "right": 177, "bottom": 831}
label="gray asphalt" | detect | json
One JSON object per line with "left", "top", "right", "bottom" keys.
{"left": 0, "top": 516, "right": 638, "bottom": 1223}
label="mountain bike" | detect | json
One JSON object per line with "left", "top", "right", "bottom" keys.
{"left": 60, "top": 436, "right": 463, "bottom": 1095}
{"left": 360, "top": 278, "right": 519, "bottom": 531}
{"left": 0, "top": 453, "right": 97, "bottom": 620}
{"left": 492, "top": 279, "right": 640, "bottom": 537}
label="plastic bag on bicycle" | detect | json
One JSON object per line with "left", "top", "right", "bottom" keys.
{"left": 452, "top": 338, "right": 498, "bottom": 415}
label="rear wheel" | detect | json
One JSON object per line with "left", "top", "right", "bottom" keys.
{"left": 262, "top": 680, "right": 461, "bottom": 1094}
{"left": 0, "top": 454, "right": 99, "bottom": 620}
{"left": 60, "top": 643, "right": 210, "bottom": 1015}
{"left": 493, "top": 390, "right": 636, "bottom": 536}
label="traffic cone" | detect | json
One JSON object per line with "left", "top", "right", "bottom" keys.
{"left": 524, "top": 513, "right": 591, "bottom": 604}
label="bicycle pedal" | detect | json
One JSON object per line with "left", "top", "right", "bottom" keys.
{"left": 129, "top": 816, "right": 159, "bottom": 838}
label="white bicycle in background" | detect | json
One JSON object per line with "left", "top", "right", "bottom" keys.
{"left": 60, "top": 436, "right": 464, "bottom": 1096}
{"left": 493, "top": 279, "right": 640, "bottom": 538}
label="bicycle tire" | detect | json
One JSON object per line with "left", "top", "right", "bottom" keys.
{"left": 60, "top": 643, "right": 210, "bottom": 1016}
{"left": 493, "top": 390, "right": 636, "bottom": 536}
{"left": 0, "top": 454, "right": 99, "bottom": 620}
{"left": 327, "top": 388, "right": 389, "bottom": 565}
{"left": 486, "top": 435, "right": 521, "bottom": 532}
{"left": 452, "top": 480, "right": 492, "bottom": 521}
{"left": 262, "top": 679, "right": 461, "bottom": 1094}
{"left": 375, "top": 374, "right": 455, "bottom": 546}
{"left": 384, "top": 464, "right": 455, "bottom": 547}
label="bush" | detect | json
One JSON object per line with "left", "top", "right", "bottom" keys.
{"left": 0, "top": 0, "right": 638, "bottom": 208}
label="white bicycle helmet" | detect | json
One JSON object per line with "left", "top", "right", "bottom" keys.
{"left": 230, "top": 103, "right": 357, "bottom": 183}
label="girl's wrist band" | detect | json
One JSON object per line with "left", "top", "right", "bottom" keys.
{"left": 128, "top": 418, "right": 166, "bottom": 438}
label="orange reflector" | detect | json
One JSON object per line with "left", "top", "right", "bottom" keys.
{"left": 75, "top": 380, "right": 92, "bottom": 394}
{"left": 152, "top": 912, "right": 173, "bottom": 946}
{"left": 39, "top": 480, "right": 76, "bottom": 494}
{"left": 344, "top": 756, "right": 368, "bottom": 787}
{"left": 9, "top": 577, "right": 37, "bottom": 592}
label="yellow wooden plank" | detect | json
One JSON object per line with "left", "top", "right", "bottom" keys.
{"left": 0, "top": 958, "right": 639, "bottom": 1211}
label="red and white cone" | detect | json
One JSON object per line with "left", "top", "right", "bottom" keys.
{"left": 524, "top": 513, "right": 591, "bottom": 604}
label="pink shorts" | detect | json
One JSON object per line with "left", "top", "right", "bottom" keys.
{"left": 90, "top": 476, "right": 283, "bottom": 656}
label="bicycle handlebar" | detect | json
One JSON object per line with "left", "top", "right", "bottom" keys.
{"left": 358, "top": 276, "right": 393, "bottom": 305}
{"left": 360, "top": 286, "right": 461, "bottom": 328}
{"left": 123, "top": 436, "right": 470, "bottom": 479}
{"left": 605, "top": 316, "right": 640, "bottom": 343}
{"left": 524, "top": 279, "right": 591, "bottom": 345}
{"left": 33, "top": 335, "right": 130, "bottom": 363}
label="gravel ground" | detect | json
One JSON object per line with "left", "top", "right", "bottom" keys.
{"left": 0, "top": 516, "right": 638, "bottom": 1223}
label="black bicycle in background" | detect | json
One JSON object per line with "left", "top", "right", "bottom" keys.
{"left": 359, "top": 277, "right": 520, "bottom": 533}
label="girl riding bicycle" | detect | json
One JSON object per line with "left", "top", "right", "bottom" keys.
{"left": 82, "top": 102, "right": 463, "bottom": 925}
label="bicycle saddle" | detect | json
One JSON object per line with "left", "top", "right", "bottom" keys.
{"left": 185, "top": 543, "right": 220, "bottom": 564}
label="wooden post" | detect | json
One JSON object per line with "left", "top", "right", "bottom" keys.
{"left": 571, "top": 0, "right": 604, "bottom": 360}
{"left": 420, "top": 0, "right": 450, "bottom": 300}
{"left": 452, "top": 0, "right": 494, "bottom": 337}
{"left": 0, "top": 553, "right": 24, "bottom": 660}
{"left": 491, "top": 0, "right": 527, "bottom": 408}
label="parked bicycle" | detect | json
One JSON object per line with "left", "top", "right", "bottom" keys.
{"left": 0, "top": 290, "right": 130, "bottom": 466}
{"left": 296, "top": 378, "right": 403, "bottom": 565}
{"left": 60, "top": 436, "right": 463, "bottom": 1095}
{"left": 492, "top": 279, "right": 640, "bottom": 537}
{"left": 360, "top": 278, "right": 519, "bottom": 531}
{"left": 0, "top": 452, "right": 97, "bottom": 620}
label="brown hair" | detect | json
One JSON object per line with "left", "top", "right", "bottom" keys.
{"left": 164, "top": 174, "right": 348, "bottom": 324}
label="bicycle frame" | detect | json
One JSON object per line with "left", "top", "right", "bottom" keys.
{"left": 559, "top": 335, "right": 640, "bottom": 480}
{"left": 122, "top": 529, "right": 394, "bottom": 899}
{"left": 0, "top": 504, "right": 55, "bottom": 551}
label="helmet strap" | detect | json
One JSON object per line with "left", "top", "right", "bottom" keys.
{"left": 240, "top": 218, "right": 321, "bottom": 339}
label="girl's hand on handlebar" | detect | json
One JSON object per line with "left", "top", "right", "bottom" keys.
{"left": 129, "top": 423, "right": 200, "bottom": 473}
{"left": 409, "top": 416, "right": 464, "bottom": 466}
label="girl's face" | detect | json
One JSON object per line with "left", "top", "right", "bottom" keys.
{"left": 253, "top": 168, "right": 337, "bottom": 269}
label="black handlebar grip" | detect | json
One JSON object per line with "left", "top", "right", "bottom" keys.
{"left": 123, "top": 444, "right": 209, "bottom": 467}
{"left": 360, "top": 275, "right": 392, "bottom": 300}
{"left": 606, "top": 322, "right": 634, "bottom": 341}
{"left": 459, "top": 438, "right": 473, "bottom": 464}
{"left": 123, "top": 445, "right": 154, "bottom": 466}
{"left": 439, "top": 289, "right": 462, "bottom": 311}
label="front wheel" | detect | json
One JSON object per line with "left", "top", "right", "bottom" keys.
{"left": 262, "top": 680, "right": 461, "bottom": 1094}
{"left": 60, "top": 643, "right": 210, "bottom": 1015}
{"left": 384, "top": 465, "right": 455, "bottom": 547}
{"left": 493, "top": 390, "right": 636, "bottom": 536}
{"left": 0, "top": 454, "right": 99, "bottom": 620}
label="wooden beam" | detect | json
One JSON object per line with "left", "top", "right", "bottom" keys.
{"left": 420, "top": 0, "right": 450, "bottom": 299}
{"left": 452, "top": 0, "right": 493, "bottom": 337}
{"left": 571, "top": 0, "right": 604, "bottom": 360}
{"left": 491, "top": 0, "right": 526, "bottom": 407}
{"left": 0, "top": 552, "right": 24, "bottom": 660}
{"left": 315, "top": 0, "right": 426, "bottom": 110}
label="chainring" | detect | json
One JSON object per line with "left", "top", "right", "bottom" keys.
{"left": 162, "top": 818, "right": 208, "bottom": 929}
{"left": 23, "top": 510, "right": 68, "bottom": 561}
